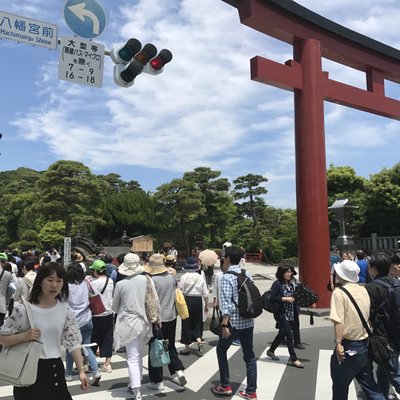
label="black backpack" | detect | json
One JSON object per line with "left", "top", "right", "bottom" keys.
{"left": 374, "top": 278, "right": 400, "bottom": 349}
{"left": 226, "top": 270, "right": 263, "bottom": 318}
{"left": 261, "top": 290, "right": 275, "bottom": 313}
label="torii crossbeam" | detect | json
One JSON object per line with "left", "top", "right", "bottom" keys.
{"left": 222, "top": 0, "right": 400, "bottom": 307}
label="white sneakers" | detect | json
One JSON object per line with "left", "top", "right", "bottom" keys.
{"left": 90, "top": 371, "right": 102, "bottom": 386}
{"left": 128, "top": 386, "right": 142, "bottom": 400}
{"left": 148, "top": 381, "right": 164, "bottom": 390}
{"left": 173, "top": 370, "right": 187, "bottom": 387}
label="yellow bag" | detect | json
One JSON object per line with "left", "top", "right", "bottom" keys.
{"left": 175, "top": 287, "right": 189, "bottom": 320}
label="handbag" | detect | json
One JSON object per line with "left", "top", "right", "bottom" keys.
{"left": 294, "top": 282, "right": 319, "bottom": 307}
{"left": 0, "top": 299, "right": 43, "bottom": 387}
{"left": 149, "top": 329, "right": 170, "bottom": 367}
{"left": 175, "top": 287, "right": 189, "bottom": 320}
{"left": 86, "top": 280, "right": 106, "bottom": 315}
{"left": 209, "top": 307, "right": 222, "bottom": 336}
{"left": 339, "top": 286, "right": 394, "bottom": 364}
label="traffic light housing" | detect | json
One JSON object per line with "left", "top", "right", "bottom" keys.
{"left": 110, "top": 38, "right": 173, "bottom": 87}
{"left": 144, "top": 49, "right": 173, "bottom": 75}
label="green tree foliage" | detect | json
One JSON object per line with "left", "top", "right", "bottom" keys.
{"left": 34, "top": 160, "right": 103, "bottom": 237}
{"left": 94, "top": 191, "right": 156, "bottom": 242}
{"left": 233, "top": 174, "right": 268, "bottom": 228}
{"left": 233, "top": 174, "right": 268, "bottom": 250}
{"left": 38, "top": 221, "right": 65, "bottom": 249}
{"left": 361, "top": 163, "right": 400, "bottom": 236}
{"left": 183, "top": 167, "right": 233, "bottom": 247}
{"left": 9, "top": 229, "right": 42, "bottom": 251}
{"left": 96, "top": 173, "right": 141, "bottom": 193}
{"left": 0, "top": 167, "right": 41, "bottom": 196}
{"left": 326, "top": 164, "right": 367, "bottom": 238}
{"left": 154, "top": 179, "right": 205, "bottom": 255}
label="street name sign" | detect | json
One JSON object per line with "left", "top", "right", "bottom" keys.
{"left": 0, "top": 11, "right": 58, "bottom": 49}
{"left": 58, "top": 36, "right": 104, "bottom": 88}
{"left": 64, "top": 0, "right": 106, "bottom": 39}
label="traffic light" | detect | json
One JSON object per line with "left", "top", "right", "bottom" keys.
{"left": 144, "top": 49, "right": 173, "bottom": 75}
{"left": 110, "top": 38, "right": 172, "bottom": 87}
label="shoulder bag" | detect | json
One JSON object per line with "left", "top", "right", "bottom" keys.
{"left": 294, "top": 282, "right": 319, "bottom": 307}
{"left": 339, "top": 286, "right": 394, "bottom": 364}
{"left": 0, "top": 299, "right": 43, "bottom": 387}
{"left": 86, "top": 280, "right": 106, "bottom": 315}
{"left": 175, "top": 286, "right": 189, "bottom": 320}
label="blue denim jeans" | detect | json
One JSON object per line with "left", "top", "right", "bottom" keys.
{"left": 216, "top": 326, "right": 257, "bottom": 394}
{"left": 330, "top": 339, "right": 385, "bottom": 400}
{"left": 66, "top": 320, "right": 98, "bottom": 375}
{"left": 376, "top": 351, "right": 400, "bottom": 398}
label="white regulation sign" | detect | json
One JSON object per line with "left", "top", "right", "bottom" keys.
{"left": 58, "top": 36, "right": 104, "bottom": 88}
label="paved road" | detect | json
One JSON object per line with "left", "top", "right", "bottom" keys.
{"left": 0, "top": 263, "right": 382, "bottom": 399}
{"left": 0, "top": 326, "right": 370, "bottom": 400}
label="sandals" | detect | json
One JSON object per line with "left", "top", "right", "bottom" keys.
{"left": 179, "top": 349, "right": 191, "bottom": 355}
{"left": 287, "top": 360, "right": 304, "bottom": 369}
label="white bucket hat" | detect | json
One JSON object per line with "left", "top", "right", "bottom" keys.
{"left": 118, "top": 253, "right": 143, "bottom": 277}
{"left": 334, "top": 260, "right": 360, "bottom": 283}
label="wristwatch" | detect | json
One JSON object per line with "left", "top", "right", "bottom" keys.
{"left": 334, "top": 339, "right": 342, "bottom": 344}
{"left": 221, "top": 324, "right": 229, "bottom": 328}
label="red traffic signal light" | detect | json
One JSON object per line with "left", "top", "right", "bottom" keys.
{"left": 110, "top": 38, "right": 172, "bottom": 87}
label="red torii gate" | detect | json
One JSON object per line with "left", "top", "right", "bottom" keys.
{"left": 222, "top": 0, "right": 400, "bottom": 307}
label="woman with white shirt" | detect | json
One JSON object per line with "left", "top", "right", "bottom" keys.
{"left": 179, "top": 257, "right": 209, "bottom": 357}
{"left": 89, "top": 259, "right": 115, "bottom": 373}
{"left": 65, "top": 264, "right": 101, "bottom": 385}
{"left": 112, "top": 253, "right": 160, "bottom": 400}
{"left": 0, "top": 261, "right": 89, "bottom": 399}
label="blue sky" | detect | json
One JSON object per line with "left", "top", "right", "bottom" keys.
{"left": 0, "top": 0, "right": 399, "bottom": 209}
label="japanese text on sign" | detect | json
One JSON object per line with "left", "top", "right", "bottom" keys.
{"left": 0, "top": 11, "right": 58, "bottom": 49}
{"left": 58, "top": 36, "right": 104, "bottom": 88}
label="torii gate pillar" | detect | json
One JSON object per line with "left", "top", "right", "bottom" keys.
{"left": 293, "top": 39, "right": 330, "bottom": 306}
{"left": 222, "top": 0, "right": 400, "bottom": 307}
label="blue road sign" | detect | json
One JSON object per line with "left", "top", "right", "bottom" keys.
{"left": 64, "top": 0, "right": 106, "bottom": 39}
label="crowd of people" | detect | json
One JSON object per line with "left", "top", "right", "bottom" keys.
{"left": 0, "top": 245, "right": 399, "bottom": 400}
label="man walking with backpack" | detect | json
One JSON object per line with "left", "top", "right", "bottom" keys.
{"left": 212, "top": 245, "right": 258, "bottom": 399}
{"left": 366, "top": 254, "right": 400, "bottom": 400}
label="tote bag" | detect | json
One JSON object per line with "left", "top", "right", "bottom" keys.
{"left": 86, "top": 280, "right": 106, "bottom": 315}
{"left": 149, "top": 330, "right": 170, "bottom": 367}
{"left": 0, "top": 299, "right": 43, "bottom": 387}
{"left": 175, "top": 287, "right": 189, "bottom": 320}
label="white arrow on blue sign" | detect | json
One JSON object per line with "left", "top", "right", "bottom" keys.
{"left": 64, "top": 0, "right": 106, "bottom": 39}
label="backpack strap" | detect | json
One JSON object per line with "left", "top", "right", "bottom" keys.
{"left": 0, "top": 269, "right": 5, "bottom": 282}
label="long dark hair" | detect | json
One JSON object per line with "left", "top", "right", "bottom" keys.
{"left": 29, "top": 262, "right": 69, "bottom": 304}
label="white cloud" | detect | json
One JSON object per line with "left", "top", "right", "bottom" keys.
{"left": 2, "top": 0, "right": 400, "bottom": 210}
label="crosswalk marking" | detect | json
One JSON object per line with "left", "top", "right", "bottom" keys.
{"left": 0, "top": 345, "right": 364, "bottom": 400}
{"left": 232, "top": 346, "right": 289, "bottom": 399}
{"left": 315, "top": 350, "right": 357, "bottom": 400}
{"left": 184, "top": 343, "right": 241, "bottom": 392}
